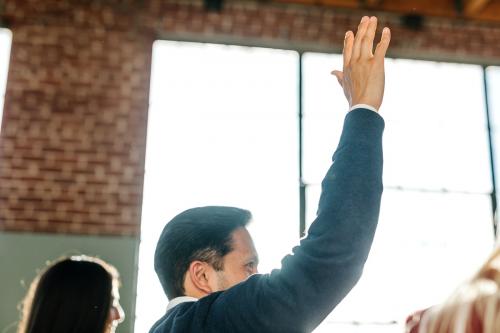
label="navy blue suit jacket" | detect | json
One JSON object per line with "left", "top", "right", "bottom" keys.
{"left": 150, "top": 108, "right": 385, "bottom": 333}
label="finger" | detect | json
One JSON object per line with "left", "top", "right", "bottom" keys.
{"left": 361, "top": 16, "right": 377, "bottom": 59}
{"left": 374, "top": 27, "right": 391, "bottom": 61}
{"left": 343, "top": 31, "right": 354, "bottom": 69}
{"left": 331, "top": 70, "right": 344, "bottom": 88}
{"left": 352, "top": 16, "right": 369, "bottom": 61}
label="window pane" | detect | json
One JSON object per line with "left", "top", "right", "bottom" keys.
{"left": 383, "top": 60, "right": 490, "bottom": 193}
{"left": 306, "top": 186, "right": 494, "bottom": 329}
{"left": 302, "top": 53, "right": 346, "bottom": 186}
{"left": 0, "top": 29, "right": 12, "bottom": 131}
{"left": 303, "top": 54, "right": 491, "bottom": 193}
{"left": 136, "top": 41, "right": 299, "bottom": 332}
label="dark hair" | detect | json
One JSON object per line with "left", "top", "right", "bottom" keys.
{"left": 18, "top": 256, "right": 119, "bottom": 333}
{"left": 154, "top": 206, "right": 252, "bottom": 299}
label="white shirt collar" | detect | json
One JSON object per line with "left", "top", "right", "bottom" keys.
{"left": 166, "top": 296, "right": 198, "bottom": 311}
{"left": 350, "top": 104, "right": 378, "bottom": 113}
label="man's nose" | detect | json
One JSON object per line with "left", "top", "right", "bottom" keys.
{"left": 111, "top": 303, "right": 125, "bottom": 323}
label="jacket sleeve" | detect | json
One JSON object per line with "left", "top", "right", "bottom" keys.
{"left": 210, "top": 108, "right": 385, "bottom": 332}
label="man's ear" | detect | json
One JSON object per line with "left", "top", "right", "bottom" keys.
{"left": 187, "top": 261, "right": 214, "bottom": 295}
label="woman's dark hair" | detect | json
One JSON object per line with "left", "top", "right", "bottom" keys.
{"left": 154, "top": 206, "right": 252, "bottom": 299}
{"left": 18, "top": 255, "right": 119, "bottom": 333}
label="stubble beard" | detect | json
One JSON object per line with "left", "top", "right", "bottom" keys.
{"left": 216, "top": 270, "right": 230, "bottom": 291}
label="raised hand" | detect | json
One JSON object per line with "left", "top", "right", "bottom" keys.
{"left": 332, "top": 16, "right": 391, "bottom": 112}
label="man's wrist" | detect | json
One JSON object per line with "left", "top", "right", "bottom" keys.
{"left": 350, "top": 104, "right": 378, "bottom": 113}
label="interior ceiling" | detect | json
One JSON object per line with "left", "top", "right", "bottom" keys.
{"left": 273, "top": 0, "right": 500, "bottom": 24}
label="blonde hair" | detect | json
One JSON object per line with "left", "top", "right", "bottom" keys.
{"left": 416, "top": 246, "right": 500, "bottom": 333}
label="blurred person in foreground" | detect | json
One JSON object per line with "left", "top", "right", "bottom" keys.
{"left": 151, "top": 15, "right": 391, "bottom": 333}
{"left": 18, "top": 255, "right": 124, "bottom": 333}
{"left": 406, "top": 245, "right": 500, "bottom": 333}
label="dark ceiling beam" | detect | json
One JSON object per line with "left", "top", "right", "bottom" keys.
{"left": 363, "top": 0, "right": 384, "bottom": 7}
{"left": 358, "top": 0, "right": 384, "bottom": 9}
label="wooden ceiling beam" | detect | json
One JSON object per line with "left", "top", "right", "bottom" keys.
{"left": 464, "top": 0, "right": 491, "bottom": 15}
{"left": 364, "top": 0, "right": 383, "bottom": 6}
{"left": 273, "top": 0, "right": 500, "bottom": 23}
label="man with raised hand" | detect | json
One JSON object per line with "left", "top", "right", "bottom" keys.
{"left": 151, "top": 16, "right": 391, "bottom": 333}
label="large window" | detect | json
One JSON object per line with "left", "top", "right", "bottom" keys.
{"left": 135, "top": 42, "right": 299, "bottom": 332}
{"left": 137, "top": 41, "right": 497, "bottom": 332}
{"left": 0, "top": 29, "right": 12, "bottom": 131}
{"left": 304, "top": 55, "right": 495, "bottom": 331}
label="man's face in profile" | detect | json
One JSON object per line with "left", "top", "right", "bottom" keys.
{"left": 212, "top": 227, "right": 260, "bottom": 291}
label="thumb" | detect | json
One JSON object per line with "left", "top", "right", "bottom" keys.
{"left": 331, "top": 70, "right": 344, "bottom": 88}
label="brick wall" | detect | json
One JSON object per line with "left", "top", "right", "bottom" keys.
{"left": 0, "top": 0, "right": 153, "bottom": 236}
{"left": 1, "top": 0, "right": 500, "bottom": 237}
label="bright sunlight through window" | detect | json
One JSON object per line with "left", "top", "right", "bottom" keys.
{"left": 304, "top": 54, "right": 495, "bottom": 332}
{"left": 135, "top": 41, "right": 299, "bottom": 332}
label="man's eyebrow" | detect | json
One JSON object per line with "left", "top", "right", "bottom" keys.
{"left": 247, "top": 255, "right": 259, "bottom": 264}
